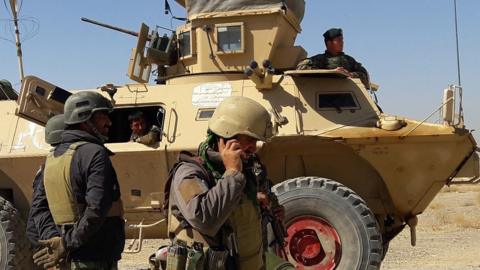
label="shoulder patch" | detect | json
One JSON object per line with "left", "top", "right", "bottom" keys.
{"left": 178, "top": 178, "right": 207, "bottom": 203}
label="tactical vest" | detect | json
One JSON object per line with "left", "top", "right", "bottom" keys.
{"left": 165, "top": 152, "right": 264, "bottom": 270}
{"left": 44, "top": 141, "right": 123, "bottom": 225}
{"left": 228, "top": 194, "right": 263, "bottom": 270}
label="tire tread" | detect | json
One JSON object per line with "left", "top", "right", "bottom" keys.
{"left": 0, "top": 197, "right": 33, "bottom": 270}
{"left": 273, "top": 177, "right": 383, "bottom": 270}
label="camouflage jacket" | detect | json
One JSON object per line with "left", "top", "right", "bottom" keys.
{"left": 297, "top": 51, "right": 370, "bottom": 89}
{"left": 169, "top": 150, "right": 247, "bottom": 244}
{"left": 130, "top": 125, "right": 161, "bottom": 145}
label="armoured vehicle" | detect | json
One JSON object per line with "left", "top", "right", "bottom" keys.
{"left": 1, "top": 0, "right": 479, "bottom": 269}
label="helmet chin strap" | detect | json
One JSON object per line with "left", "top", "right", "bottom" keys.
{"left": 86, "top": 120, "right": 109, "bottom": 143}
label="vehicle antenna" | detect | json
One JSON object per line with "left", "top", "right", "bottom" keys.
{"left": 164, "top": 0, "right": 187, "bottom": 21}
{"left": 453, "top": 0, "right": 461, "bottom": 86}
{"left": 8, "top": 0, "right": 24, "bottom": 82}
{"left": 453, "top": 0, "right": 464, "bottom": 126}
{"left": 156, "top": 25, "right": 175, "bottom": 33}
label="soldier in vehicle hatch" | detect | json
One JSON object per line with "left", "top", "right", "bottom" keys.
{"left": 33, "top": 91, "right": 124, "bottom": 270}
{"left": 129, "top": 111, "right": 161, "bottom": 145}
{"left": 163, "top": 96, "right": 293, "bottom": 270}
{"left": 297, "top": 27, "right": 370, "bottom": 89}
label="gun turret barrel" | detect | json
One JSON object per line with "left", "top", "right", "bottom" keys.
{"left": 81, "top": 17, "right": 140, "bottom": 38}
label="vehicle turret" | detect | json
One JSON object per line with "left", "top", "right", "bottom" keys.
{"left": 128, "top": 0, "right": 307, "bottom": 83}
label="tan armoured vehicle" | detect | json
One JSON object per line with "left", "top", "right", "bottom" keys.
{"left": 1, "top": 0, "right": 479, "bottom": 269}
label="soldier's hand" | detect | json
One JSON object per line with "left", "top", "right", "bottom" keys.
{"left": 33, "top": 236, "right": 66, "bottom": 269}
{"left": 335, "top": 67, "right": 352, "bottom": 77}
{"left": 257, "top": 191, "right": 270, "bottom": 209}
{"left": 219, "top": 138, "right": 243, "bottom": 172}
{"left": 272, "top": 205, "right": 285, "bottom": 222}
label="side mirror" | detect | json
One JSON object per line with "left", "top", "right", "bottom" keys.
{"left": 442, "top": 87, "right": 455, "bottom": 125}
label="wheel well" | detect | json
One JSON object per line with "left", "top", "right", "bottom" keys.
{"left": 0, "top": 189, "right": 13, "bottom": 204}
{"left": 259, "top": 139, "right": 396, "bottom": 216}
{"left": 0, "top": 169, "right": 31, "bottom": 220}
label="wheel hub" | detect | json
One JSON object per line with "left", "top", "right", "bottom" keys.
{"left": 285, "top": 216, "right": 341, "bottom": 269}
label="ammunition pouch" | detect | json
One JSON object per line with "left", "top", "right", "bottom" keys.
{"left": 165, "top": 242, "right": 230, "bottom": 270}
{"left": 204, "top": 248, "right": 229, "bottom": 270}
{"left": 167, "top": 212, "right": 234, "bottom": 270}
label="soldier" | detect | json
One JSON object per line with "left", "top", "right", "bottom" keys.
{"left": 26, "top": 115, "right": 64, "bottom": 256}
{"left": 297, "top": 27, "right": 370, "bottom": 89}
{"left": 129, "top": 111, "right": 161, "bottom": 145}
{"left": 33, "top": 91, "right": 124, "bottom": 270}
{"left": 164, "top": 96, "right": 291, "bottom": 270}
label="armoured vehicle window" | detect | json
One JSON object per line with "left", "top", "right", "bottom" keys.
{"left": 106, "top": 105, "right": 165, "bottom": 143}
{"left": 179, "top": 31, "right": 191, "bottom": 57}
{"left": 317, "top": 92, "right": 359, "bottom": 111}
{"left": 217, "top": 25, "right": 242, "bottom": 52}
{"left": 35, "top": 86, "right": 46, "bottom": 96}
{"left": 196, "top": 108, "right": 215, "bottom": 121}
{"left": 48, "top": 87, "right": 72, "bottom": 104}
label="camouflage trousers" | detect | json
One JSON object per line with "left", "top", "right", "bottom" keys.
{"left": 58, "top": 260, "right": 118, "bottom": 270}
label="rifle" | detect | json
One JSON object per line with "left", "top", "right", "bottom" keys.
{"left": 249, "top": 157, "right": 288, "bottom": 258}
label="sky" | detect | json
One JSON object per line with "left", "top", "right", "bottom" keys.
{"left": 1, "top": 0, "right": 479, "bottom": 141}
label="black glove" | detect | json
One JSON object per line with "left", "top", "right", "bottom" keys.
{"left": 33, "top": 236, "right": 66, "bottom": 269}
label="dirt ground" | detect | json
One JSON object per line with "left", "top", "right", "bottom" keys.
{"left": 119, "top": 185, "right": 480, "bottom": 270}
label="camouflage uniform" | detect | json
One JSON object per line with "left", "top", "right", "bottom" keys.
{"left": 297, "top": 51, "right": 370, "bottom": 89}
{"left": 130, "top": 125, "right": 161, "bottom": 145}
{"left": 168, "top": 149, "right": 265, "bottom": 269}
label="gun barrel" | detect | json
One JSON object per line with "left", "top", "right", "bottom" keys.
{"left": 81, "top": 17, "right": 140, "bottom": 38}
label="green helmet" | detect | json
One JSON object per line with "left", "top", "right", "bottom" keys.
{"left": 0, "top": 79, "right": 18, "bottom": 100}
{"left": 208, "top": 96, "right": 273, "bottom": 141}
{"left": 0, "top": 79, "right": 12, "bottom": 90}
{"left": 45, "top": 114, "right": 66, "bottom": 145}
{"left": 64, "top": 91, "right": 113, "bottom": 125}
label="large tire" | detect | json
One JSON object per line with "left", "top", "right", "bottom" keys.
{"left": 0, "top": 197, "right": 34, "bottom": 270}
{"left": 273, "top": 177, "right": 382, "bottom": 270}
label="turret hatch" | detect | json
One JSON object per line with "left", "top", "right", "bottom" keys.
{"left": 15, "top": 76, "right": 71, "bottom": 126}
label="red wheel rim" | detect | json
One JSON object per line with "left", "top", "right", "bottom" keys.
{"left": 284, "top": 216, "right": 341, "bottom": 269}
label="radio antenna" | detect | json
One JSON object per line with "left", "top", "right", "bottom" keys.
{"left": 453, "top": 0, "right": 461, "bottom": 86}
{"left": 8, "top": 0, "right": 25, "bottom": 82}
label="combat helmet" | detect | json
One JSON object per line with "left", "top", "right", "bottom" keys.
{"left": 209, "top": 96, "right": 273, "bottom": 141}
{"left": 45, "top": 114, "right": 66, "bottom": 145}
{"left": 64, "top": 91, "right": 113, "bottom": 125}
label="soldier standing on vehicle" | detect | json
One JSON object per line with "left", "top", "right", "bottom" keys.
{"left": 26, "top": 114, "right": 64, "bottom": 254}
{"left": 297, "top": 27, "right": 370, "bottom": 89}
{"left": 164, "top": 96, "right": 292, "bottom": 270}
{"left": 33, "top": 91, "right": 125, "bottom": 270}
{"left": 129, "top": 111, "right": 161, "bottom": 145}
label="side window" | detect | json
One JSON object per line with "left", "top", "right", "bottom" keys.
{"left": 216, "top": 23, "right": 244, "bottom": 53}
{"left": 317, "top": 92, "right": 360, "bottom": 111}
{"left": 107, "top": 106, "right": 165, "bottom": 143}
{"left": 195, "top": 108, "right": 215, "bottom": 121}
{"left": 179, "top": 31, "right": 191, "bottom": 58}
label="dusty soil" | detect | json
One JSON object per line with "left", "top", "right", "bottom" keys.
{"left": 382, "top": 185, "right": 480, "bottom": 270}
{"left": 119, "top": 185, "right": 480, "bottom": 270}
